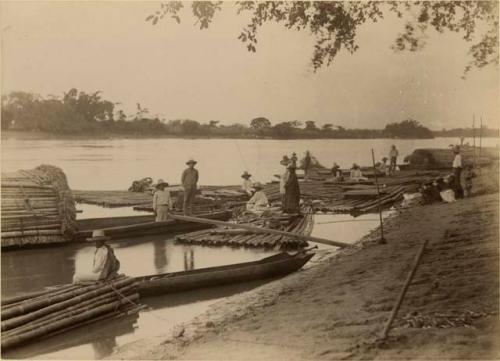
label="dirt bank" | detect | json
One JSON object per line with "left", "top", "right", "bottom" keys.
{"left": 110, "top": 192, "right": 499, "bottom": 360}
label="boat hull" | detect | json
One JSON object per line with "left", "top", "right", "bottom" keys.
{"left": 136, "top": 252, "right": 314, "bottom": 297}
{"left": 75, "top": 211, "right": 232, "bottom": 241}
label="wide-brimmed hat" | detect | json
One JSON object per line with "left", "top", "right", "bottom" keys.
{"left": 155, "top": 179, "right": 169, "bottom": 188}
{"left": 86, "top": 229, "right": 110, "bottom": 242}
{"left": 280, "top": 155, "right": 290, "bottom": 166}
{"left": 241, "top": 171, "right": 252, "bottom": 179}
{"left": 186, "top": 159, "right": 197, "bottom": 165}
{"left": 253, "top": 182, "right": 264, "bottom": 190}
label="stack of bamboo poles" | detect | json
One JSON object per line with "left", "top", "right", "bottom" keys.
{"left": 176, "top": 210, "right": 312, "bottom": 249}
{"left": 1, "top": 165, "right": 77, "bottom": 248}
{"left": 0, "top": 276, "right": 142, "bottom": 351}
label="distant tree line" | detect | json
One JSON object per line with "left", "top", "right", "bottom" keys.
{"left": 2, "top": 89, "right": 477, "bottom": 140}
{"left": 433, "top": 127, "right": 499, "bottom": 138}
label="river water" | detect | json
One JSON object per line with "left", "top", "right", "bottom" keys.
{"left": 2, "top": 136, "right": 497, "bottom": 190}
{"left": 1, "top": 136, "right": 498, "bottom": 359}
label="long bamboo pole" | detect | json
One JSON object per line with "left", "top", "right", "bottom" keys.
{"left": 380, "top": 240, "right": 428, "bottom": 340}
{"left": 1, "top": 294, "right": 140, "bottom": 350}
{"left": 371, "top": 149, "right": 386, "bottom": 244}
{"left": 168, "top": 214, "right": 352, "bottom": 248}
{"left": 472, "top": 114, "right": 476, "bottom": 167}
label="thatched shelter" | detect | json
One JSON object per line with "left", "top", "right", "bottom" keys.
{"left": 1, "top": 165, "right": 77, "bottom": 248}
{"left": 404, "top": 146, "right": 498, "bottom": 169}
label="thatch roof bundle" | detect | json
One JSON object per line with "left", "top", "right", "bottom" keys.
{"left": 1, "top": 165, "right": 77, "bottom": 248}
{"left": 404, "top": 146, "right": 498, "bottom": 169}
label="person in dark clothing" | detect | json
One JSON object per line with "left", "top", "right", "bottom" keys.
{"left": 181, "top": 159, "right": 199, "bottom": 215}
{"left": 282, "top": 162, "right": 301, "bottom": 214}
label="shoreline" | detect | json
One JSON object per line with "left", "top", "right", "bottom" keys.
{"left": 3, "top": 130, "right": 497, "bottom": 142}
{"left": 109, "top": 190, "right": 499, "bottom": 360}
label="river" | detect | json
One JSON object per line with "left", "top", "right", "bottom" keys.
{"left": 1, "top": 136, "right": 498, "bottom": 359}
{"left": 2, "top": 136, "right": 497, "bottom": 190}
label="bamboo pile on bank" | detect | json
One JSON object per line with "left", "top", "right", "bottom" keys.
{"left": 1, "top": 165, "right": 77, "bottom": 248}
{"left": 176, "top": 209, "right": 313, "bottom": 249}
{"left": 0, "top": 275, "right": 142, "bottom": 351}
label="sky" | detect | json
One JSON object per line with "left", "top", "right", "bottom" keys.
{"left": 1, "top": 1, "right": 498, "bottom": 130}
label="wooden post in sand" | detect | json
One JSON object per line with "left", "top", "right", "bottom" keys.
{"left": 472, "top": 114, "right": 476, "bottom": 167}
{"left": 380, "top": 240, "right": 428, "bottom": 340}
{"left": 371, "top": 149, "right": 386, "bottom": 244}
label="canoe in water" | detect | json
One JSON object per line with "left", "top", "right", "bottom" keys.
{"left": 135, "top": 251, "right": 314, "bottom": 297}
{"left": 75, "top": 210, "right": 232, "bottom": 241}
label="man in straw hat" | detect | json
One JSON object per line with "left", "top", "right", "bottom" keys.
{"left": 240, "top": 171, "right": 255, "bottom": 196}
{"left": 279, "top": 155, "right": 290, "bottom": 202}
{"left": 246, "top": 182, "right": 269, "bottom": 213}
{"left": 181, "top": 159, "right": 199, "bottom": 215}
{"left": 153, "top": 179, "right": 173, "bottom": 222}
{"left": 73, "top": 230, "right": 120, "bottom": 283}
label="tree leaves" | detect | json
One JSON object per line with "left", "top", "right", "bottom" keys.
{"left": 146, "top": 1, "right": 498, "bottom": 76}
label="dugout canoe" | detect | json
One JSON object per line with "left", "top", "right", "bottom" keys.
{"left": 75, "top": 210, "right": 232, "bottom": 241}
{"left": 135, "top": 251, "right": 314, "bottom": 297}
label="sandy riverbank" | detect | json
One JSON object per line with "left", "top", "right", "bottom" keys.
{"left": 110, "top": 177, "right": 499, "bottom": 360}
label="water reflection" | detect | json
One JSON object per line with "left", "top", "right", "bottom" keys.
{"left": 183, "top": 248, "right": 195, "bottom": 271}
{"left": 153, "top": 239, "right": 168, "bottom": 274}
{"left": 91, "top": 337, "right": 118, "bottom": 360}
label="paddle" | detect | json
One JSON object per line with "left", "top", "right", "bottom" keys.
{"left": 167, "top": 214, "right": 353, "bottom": 248}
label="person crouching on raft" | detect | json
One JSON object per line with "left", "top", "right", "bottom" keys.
{"left": 153, "top": 179, "right": 173, "bottom": 222}
{"left": 246, "top": 182, "right": 269, "bottom": 213}
{"left": 73, "top": 230, "right": 120, "bottom": 283}
{"left": 241, "top": 171, "right": 255, "bottom": 197}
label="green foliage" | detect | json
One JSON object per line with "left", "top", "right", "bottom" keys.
{"left": 384, "top": 119, "right": 434, "bottom": 139}
{"left": 146, "top": 1, "right": 498, "bottom": 76}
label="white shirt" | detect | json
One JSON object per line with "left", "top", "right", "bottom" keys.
{"left": 453, "top": 154, "right": 462, "bottom": 168}
{"left": 247, "top": 190, "right": 269, "bottom": 210}
{"left": 279, "top": 169, "right": 289, "bottom": 195}
{"left": 242, "top": 179, "right": 254, "bottom": 194}
{"left": 93, "top": 246, "right": 109, "bottom": 280}
{"left": 153, "top": 189, "right": 173, "bottom": 210}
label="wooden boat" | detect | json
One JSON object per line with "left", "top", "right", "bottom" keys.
{"left": 135, "top": 251, "right": 314, "bottom": 297}
{"left": 75, "top": 210, "right": 232, "bottom": 241}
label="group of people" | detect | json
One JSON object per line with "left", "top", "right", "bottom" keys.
{"left": 419, "top": 145, "right": 476, "bottom": 204}
{"left": 242, "top": 154, "right": 301, "bottom": 215}
{"left": 330, "top": 145, "right": 400, "bottom": 183}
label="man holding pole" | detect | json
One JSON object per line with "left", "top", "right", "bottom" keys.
{"left": 181, "top": 159, "right": 199, "bottom": 216}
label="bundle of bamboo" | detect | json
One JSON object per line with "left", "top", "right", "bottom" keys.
{"left": 175, "top": 210, "right": 313, "bottom": 249}
{"left": 1, "top": 165, "right": 77, "bottom": 248}
{"left": 0, "top": 276, "right": 142, "bottom": 351}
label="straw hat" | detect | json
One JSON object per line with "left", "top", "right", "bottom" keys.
{"left": 280, "top": 155, "right": 290, "bottom": 166}
{"left": 241, "top": 171, "right": 252, "bottom": 179}
{"left": 186, "top": 159, "right": 197, "bottom": 165}
{"left": 86, "top": 229, "right": 110, "bottom": 242}
{"left": 155, "top": 179, "right": 169, "bottom": 188}
{"left": 253, "top": 182, "right": 264, "bottom": 190}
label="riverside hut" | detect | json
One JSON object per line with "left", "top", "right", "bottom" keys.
{"left": 1, "top": 165, "right": 77, "bottom": 248}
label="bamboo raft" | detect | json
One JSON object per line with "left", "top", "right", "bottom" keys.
{"left": 0, "top": 275, "right": 143, "bottom": 352}
{"left": 175, "top": 209, "right": 314, "bottom": 249}
{"left": 1, "top": 165, "right": 77, "bottom": 248}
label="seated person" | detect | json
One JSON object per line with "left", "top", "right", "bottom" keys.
{"left": 240, "top": 171, "right": 255, "bottom": 196}
{"left": 246, "top": 182, "right": 269, "bottom": 213}
{"left": 349, "top": 164, "right": 368, "bottom": 182}
{"left": 73, "top": 230, "right": 120, "bottom": 283}
{"left": 378, "top": 157, "right": 389, "bottom": 176}
{"left": 331, "top": 163, "right": 344, "bottom": 182}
